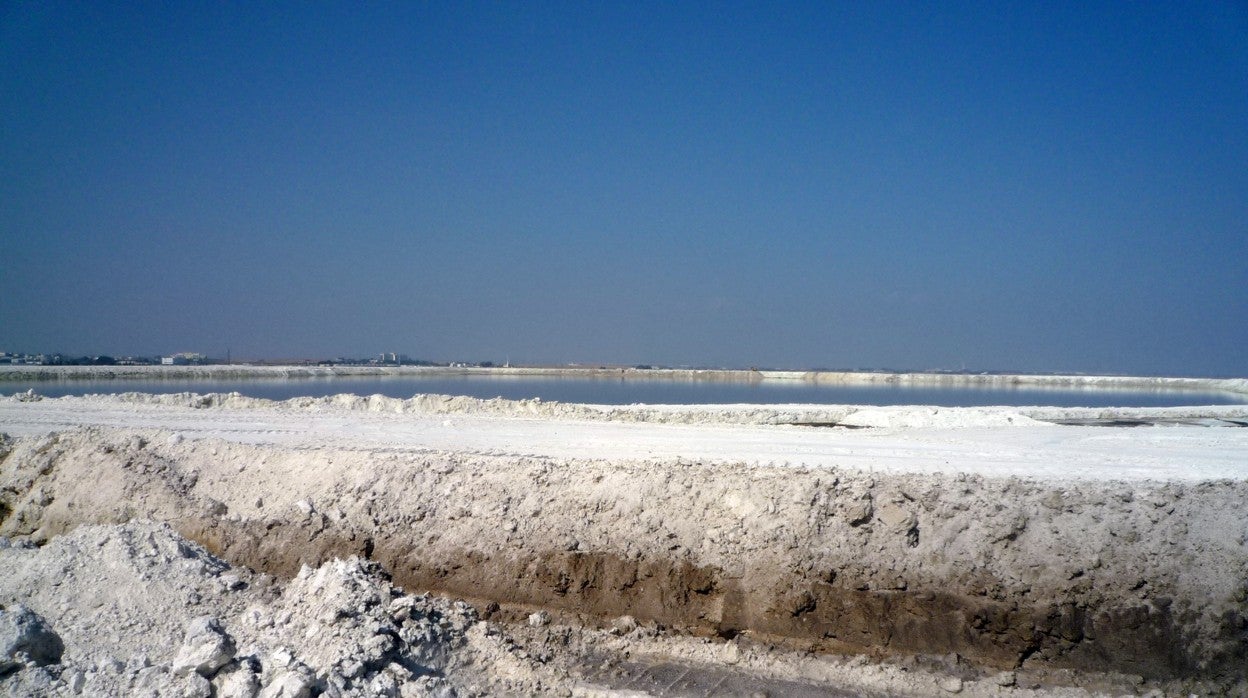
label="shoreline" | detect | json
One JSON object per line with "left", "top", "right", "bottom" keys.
{"left": 3, "top": 363, "right": 1247, "bottom": 397}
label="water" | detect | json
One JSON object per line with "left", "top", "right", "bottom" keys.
{"left": 2, "top": 374, "right": 1244, "bottom": 408}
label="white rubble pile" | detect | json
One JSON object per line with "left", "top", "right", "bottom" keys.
{"left": 0, "top": 521, "right": 561, "bottom": 697}
{"left": 63, "top": 389, "right": 1248, "bottom": 426}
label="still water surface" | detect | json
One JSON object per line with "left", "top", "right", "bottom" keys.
{"left": 2, "top": 375, "right": 1244, "bottom": 408}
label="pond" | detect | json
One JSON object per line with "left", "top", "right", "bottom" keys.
{"left": 3, "top": 374, "right": 1244, "bottom": 408}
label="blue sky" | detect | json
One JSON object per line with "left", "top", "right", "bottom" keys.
{"left": 2, "top": 2, "right": 1246, "bottom": 375}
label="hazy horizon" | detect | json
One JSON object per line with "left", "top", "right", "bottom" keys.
{"left": 3, "top": 3, "right": 1246, "bottom": 377}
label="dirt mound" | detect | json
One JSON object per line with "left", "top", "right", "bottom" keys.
{"left": 2, "top": 427, "right": 1245, "bottom": 694}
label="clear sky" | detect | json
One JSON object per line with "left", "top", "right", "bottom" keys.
{"left": 3, "top": 2, "right": 1246, "bottom": 375}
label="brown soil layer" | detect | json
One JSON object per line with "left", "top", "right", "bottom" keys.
{"left": 2, "top": 428, "right": 1245, "bottom": 685}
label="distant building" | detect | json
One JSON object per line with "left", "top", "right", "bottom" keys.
{"left": 162, "top": 352, "right": 205, "bottom": 366}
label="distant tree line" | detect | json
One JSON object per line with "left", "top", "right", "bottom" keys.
{"left": 11, "top": 354, "right": 162, "bottom": 366}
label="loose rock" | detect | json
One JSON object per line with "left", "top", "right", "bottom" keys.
{"left": 528, "top": 611, "right": 551, "bottom": 627}
{"left": 172, "top": 616, "right": 236, "bottom": 678}
{"left": 0, "top": 604, "right": 63, "bottom": 673}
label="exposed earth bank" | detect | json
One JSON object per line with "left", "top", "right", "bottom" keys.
{"left": 1, "top": 394, "right": 1246, "bottom": 695}
{"left": 3, "top": 520, "right": 1175, "bottom": 698}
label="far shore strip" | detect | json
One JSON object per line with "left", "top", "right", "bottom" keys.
{"left": 3, "top": 364, "right": 1246, "bottom": 396}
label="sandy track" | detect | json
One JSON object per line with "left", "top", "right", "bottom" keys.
{"left": 2, "top": 394, "right": 1247, "bottom": 481}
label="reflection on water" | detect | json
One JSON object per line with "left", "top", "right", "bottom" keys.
{"left": 2, "top": 374, "right": 1244, "bottom": 408}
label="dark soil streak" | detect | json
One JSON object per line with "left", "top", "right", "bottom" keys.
{"left": 173, "top": 516, "right": 1231, "bottom": 681}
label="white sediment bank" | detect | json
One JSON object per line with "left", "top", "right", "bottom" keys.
{"left": 2, "top": 389, "right": 1247, "bottom": 694}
